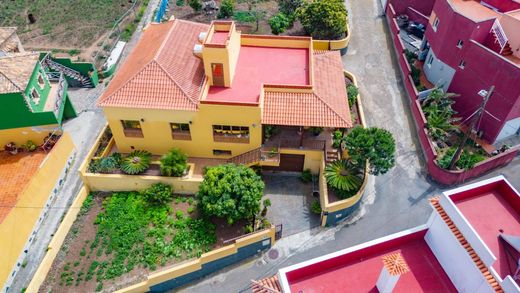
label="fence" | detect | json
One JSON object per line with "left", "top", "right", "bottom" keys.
{"left": 385, "top": 3, "right": 519, "bottom": 185}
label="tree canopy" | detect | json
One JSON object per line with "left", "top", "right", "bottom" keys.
{"left": 197, "top": 164, "right": 264, "bottom": 224}
{"left": 296, "top": 0, "right": 347, "bottom": 40}
{"left": 344, "top": 126, "right": 396, "bottom": 176}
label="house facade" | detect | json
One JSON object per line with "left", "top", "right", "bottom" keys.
{"left": 97, "top": 19, "right": 352, "bottom": 173}
{"left": 388, "top": 0, "right": 520, "bottom": 143}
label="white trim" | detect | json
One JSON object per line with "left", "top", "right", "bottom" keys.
{"left": 442, "top": 175, "right": 507, "bottom": 196}
{"left": 278, "top": 225, "right": 430, "bottom": 292}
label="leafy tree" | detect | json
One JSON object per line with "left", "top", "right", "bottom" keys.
{"left": 160, "top": 148, "right": 188, "bottom": 177}
{"left": 296, "top": 0, "right": 347, "bottom": 40}
{"left": 120, "top": 150, "right": 151, "bottom": 175}
{"left": 325, "top": 160, "right": 363, "bottom": 199}
{"left": 269, "top": 13, "right": 291, "bottom": 35}
{"left": 437, "top": 148, "right": 485, "bottom": 170}
{"left": 279, "top": 0, "right": 303, "bottom": 16}
{"left": 218, "top": 0, "right": 235, "bottom": 19}
{"left": 188, "top": 0, "right": 202, "bottom": 11}
{"left": 141, "top": 183, "right": 174, "bottom": 206}
{"left": 343, "top": 127, "right": 396, "bottom": 176}
{"left": 197, "top": 164, "right": 264, "bottom": 224}
{"left": 421, "top": 88, "right": 460, "bottom": 142}
{"left": 426, "top": 111, "right": 459, "bottom": 141}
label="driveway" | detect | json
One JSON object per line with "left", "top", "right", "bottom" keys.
{"left": 263, "top": 174, "right": 320, "bottom": 237}
{"left": 181, "top": 0, "right": 520, "bottom": 292}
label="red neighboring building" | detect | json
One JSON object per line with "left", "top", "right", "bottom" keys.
{"left": 390, "top": 0, "right": 520, "bottom": 144}
{"left": 252, "top": 176, "right": 520, "bottom": 292}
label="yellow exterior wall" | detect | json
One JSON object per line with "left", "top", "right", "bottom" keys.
{"left": 104, "top": 103, "right": 262, "bottom": 158}
{"left": 26, "top": 186, "right": 89, "bottom": 292}
{"left": 115, "top": 226, "right": 275, "bottom": 293}
{"left": 312, "top": 23, "right": 351, "bottom": 51}
{"left": 202, "top": 23, "right": 240, "bottom": 87}
{"left": 0, "top": 132, "right": 74, "bottom": 286}
{"left": 280, "top": 148, "right": 323, "bottom": 174}
{"left": 0, "top": 124, "right": 59, "bottom": 150}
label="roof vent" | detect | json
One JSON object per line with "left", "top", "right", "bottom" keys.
{"left": 198, "top": 32, "right": 207, "bottom": 43}
{"left": 193, "top": 44, "right": 203, "bottom": 58}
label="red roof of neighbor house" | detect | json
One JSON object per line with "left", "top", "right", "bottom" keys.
{"left": 262, "top": 51, "right": 352, "bottom": 128}
{"left": 97, "top": 20, "right": 209, "bottom": 110}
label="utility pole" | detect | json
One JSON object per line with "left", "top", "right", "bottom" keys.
{"left": 449, "top": 85, "right": 494, "bottom": 170}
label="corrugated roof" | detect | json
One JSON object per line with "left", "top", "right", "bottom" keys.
{"left": 0, "top": 27, "right": 16, "bottom": 47}
{"left": 0, "top": 52, "right": 39, "bottom": 94}
{"left": 262, "top": 51, "right": 352, "bottom": 128}
{"left": 97, "top": 20, "right": 209, "bottom": 110}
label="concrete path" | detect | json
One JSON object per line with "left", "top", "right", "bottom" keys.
{"left": 181, "top": 0, "right": 520, "bottom": 292}
{"left": 8, "top": 0, "right": 161, "bottom": 291}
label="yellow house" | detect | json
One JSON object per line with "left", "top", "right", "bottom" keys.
{"left": 97, "top": 19, "right": 352, "bottom": 173}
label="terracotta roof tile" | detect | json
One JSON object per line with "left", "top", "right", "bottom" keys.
{"left": 97, "top": 20, "right": 209, "bottom": 110}
{"left": 251, "top": 275, "right": 281, "bottom": 293}
{"left": 0, "top": 27, "right": 17, "bottom": 47}
{"left": 381, "top": 252, "right": 410, "bottom": 276}
{"left": 262, "top": 51, "right": 352, "bottom": 128}
{"left": 0, "top": 52, "right": 39, "bottom": 94}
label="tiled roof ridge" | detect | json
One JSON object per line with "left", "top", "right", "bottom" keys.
{"left": 154, "top": 60, "right": 199, "bottom": 106}
{"left": 0, "top": 51, "right": 38, "bottom": 61}
{"left": 313, "top": 91, "right": 352, "bottom": 126}
{"left": 153, "top": 20, "right": 179, "bottom": 60}
{"left": 430, "top": 197, "right": 504, "bottom": 292}
{"left": 0, "top": 27, "right": 17, "bottom": 46}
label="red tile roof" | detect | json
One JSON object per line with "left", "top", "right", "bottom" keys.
{"left": 262, "top": 51, "right": 352, "bottom": 128}
{"left": 97, "top": 20, "right": 209, "bottom": 110}
{"left": 381, "top": 252, "right": 410, "bottom": 276}
{"left": 251, "top": 275, "right": 281, "bottom": 293}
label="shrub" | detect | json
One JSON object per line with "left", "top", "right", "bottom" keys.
{"left": 279, "top": 0, "right": 303, "bottom": 15}
{"left": 261, "top": 198, "right": 271, "bottom": 216}
{"left": 300, "top": 169, "right": 312, "bottom": 183}
{"left": 218, "top": 0, "right": 235, "bottom": 19}
{"left": 234, "top": 11, "right": 256, "bottom": 23}
{"left": 120, "top": 150, "right": 151, "bottom": 175}
{"left": 269, "top": 13, "right": 291, "bottom": 35}
{"left": 22, "top": 140, "right": 37, "bottom": 152}
{"left": 176, "top": 210, "right": 184, "bottom": 219}
{"left": 404, "top": 49, "right": 417, "bottom": 64}
{"left": 297, "top": 0, "right": 347, "bottom": 40}
{"left": 310, "top": 200, "right": 321, "bottom": 214}
{"left": 176, "top": 0, "right": 184, "bottom": 5}
{"left": 96, "top": 157, "right": 119, "bottom": 174}
{"left": 198, "top": 164, "right": 264, "bottom": 224}
{"left": 411, "top": 66, "right": 421, "bottom": 86}
{"left": 160, "top": 148, "right": 188, "bottom": 177}
{"left": 437, "top": 148, "right": 486, "bottom": 170}
{"left": 332, "top": 130, "right": 343, "bottom": 148}
{"left": 347, "top": 84, "right": 358, "bottom": 107}
{"left": 325, "top": 160, "right": 363, "bottom": 197}
{"left": 244, "top": 224, "right": 253, "bottom": 234}
{"left": 343, "top": 126, "right": 396, "bottom": 175}
{"left": 141, "top": 183, "right": 174, "bottom": 206}
{"left": 309, "top": 127, "right": 323, "bottom": 136}
{"left": 264, "top": 125, "right": 280, "bottom": 140}
{"left": 187, "top": 207, "right": 194, "bottom": 214}
{"left": 188, "top": 0, "right": 202, "bottom": 11}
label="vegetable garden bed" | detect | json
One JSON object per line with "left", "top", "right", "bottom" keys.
{"left": 41, "top": 191, "right": 244, "bottom": 292}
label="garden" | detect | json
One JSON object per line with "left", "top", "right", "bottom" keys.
{"left": 3, "top": 132, "right": 61, "bottom": 155}
{"left": 172, "top": 0, "right": 348, "bottom": 40}
{"left": 43, "top": 163, "right": 272, "bottom": 292}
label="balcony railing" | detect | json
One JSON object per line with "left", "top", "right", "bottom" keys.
{"left": 213, "top": 133, "right": 250, "bottom": 144}
{"left": 172, "top": 132, "right": 192, "bottom": 140}
{"left": 53, "top": 73, "right": 66, "bottom": 119}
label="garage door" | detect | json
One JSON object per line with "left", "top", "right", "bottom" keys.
{"left": 265, "top": 154, "right": 305, "bottom": 172}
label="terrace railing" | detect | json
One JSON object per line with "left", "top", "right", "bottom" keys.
{"left": 491, "top": 19, "right": 508, "bottom": 54}
{"left": 53, "top": 73, "right": 66, "bottom": 119}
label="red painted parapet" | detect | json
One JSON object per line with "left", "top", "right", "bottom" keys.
{"left": 384, "top": 10, "right": 519, "bottom": 185}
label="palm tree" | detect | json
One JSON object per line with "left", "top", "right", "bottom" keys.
{"left": 426, "top": 111, "right": 460, "bottom": 141}
{"left": 324, "top": 160, "right": 363, "bottom": 196}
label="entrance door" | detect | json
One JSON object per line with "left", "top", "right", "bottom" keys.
{"left": 211, "top": 63, "right": 224, "bottom": 86}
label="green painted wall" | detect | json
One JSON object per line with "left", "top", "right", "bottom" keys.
{"left": 51, "top": 57, "right": 99, "bottom": 87}
{"left": 24, "top": 62, "right": 51, "bottom": 112}
{"left": 0, "top": 92, "right": 57, "bottom": 130}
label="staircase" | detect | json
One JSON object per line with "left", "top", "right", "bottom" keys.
{"left": 490, "top": 19, "right": 512, "bottom": 56}
{"left": 227, "top": 148, "right": 262, "bottom": 165}
{"left": 41, "top": 55, "right": 93, "bottom": 88}
{"left": 430, "top": 198, "right": 504, "bottom": 292}
{"left": 325, "top": 149, "right": 340, "bottom": 164}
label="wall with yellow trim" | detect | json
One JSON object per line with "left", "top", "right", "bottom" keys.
{"left": 241, "top": 35, "right": 311, "bottom": 48}
{"left": 0, "top": 133, "right": 74, "bottom": 287}
{"left": 103, "top": 102, "right": 262, "bottom": 158}
{"left": 0, "top": 124, "right": 59, "bottom": 150}
{"left": 115, "top": 226, "right": 275, "bottom": 293}
{"left": 26, "top": 186, "right": 89, "bottom": 292}
{"left": 312, "top": 23, "right": 351, "bottom": 51}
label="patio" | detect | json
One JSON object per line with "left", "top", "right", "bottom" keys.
{"left": 263, "top": 126, "right": 335, "bottom": 152}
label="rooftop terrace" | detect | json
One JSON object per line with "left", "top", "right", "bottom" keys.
{"left": 205, "top": 46, "right": 310, "bottom": 105}
{"left": 450, "top": 179, "right": 520, "bottom": 281}
{"left": 281, "top": 230, "right": 456, "bottom": 292}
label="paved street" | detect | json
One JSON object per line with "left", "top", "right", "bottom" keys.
{"left": 182, "top": 0, "right": 520, "bottom": 292}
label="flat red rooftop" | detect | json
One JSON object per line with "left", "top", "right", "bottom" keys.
{"left": 205, "top": 46, "right": 309, "bottom": 104}
{"left": 283, "top": 230, "right": 456, "bottom": 293}
{"left": 451, "top": 180, "right": 520, "bottom": 280}
{"left": 210, "top": 31, "right": 229, "bottom": 45}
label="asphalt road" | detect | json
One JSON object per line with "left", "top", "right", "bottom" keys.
{"left": 182, "top": 0, "right": 519, "bottom": 292}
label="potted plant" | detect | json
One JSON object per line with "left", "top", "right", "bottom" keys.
{"left": 268, "top": 147, "right": 278, "bottom": 158}
{"left": 4, "top": 142, "right": 18, "bottom": 155}
{"left": 160, "top": 148, "right": 188, "bottom": 177}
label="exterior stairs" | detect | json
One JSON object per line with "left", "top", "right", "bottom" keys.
{"left": 228, "top": 148, "right": 262, "bottom": 165}
{"left": 500, "top": 42, "right": 513, "bottom": 56}
{"left": 42, "top": 55, "right": 93, "bottom": 88}
{"left": 325, "top": 149, "right": 340, "bottom": 164}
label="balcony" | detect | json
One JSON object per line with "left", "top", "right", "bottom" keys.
{"left": 213, "top": 133, "right": 250, "bottom": 144}
{"left": 43, "top": 73, "right": 67, "bottom": 119}
{"left": 263, "top": 126, "right": 334, "bottom": 151}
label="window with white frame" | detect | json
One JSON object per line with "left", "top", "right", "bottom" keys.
{"left": 457, "top": 40, "right": 464, "bottom": 49}
{"left": 459, "top": 60, "right": 466, "bottom": 69}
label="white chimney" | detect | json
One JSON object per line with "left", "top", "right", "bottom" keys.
{"left": 198, "top": 32, "right": 207, "bottom": 43}
{"left": 193, "top": 44, "right": 203, "bottom": 58}
{"left": 376, "top": 253, "right": 409, "bottom": 293}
